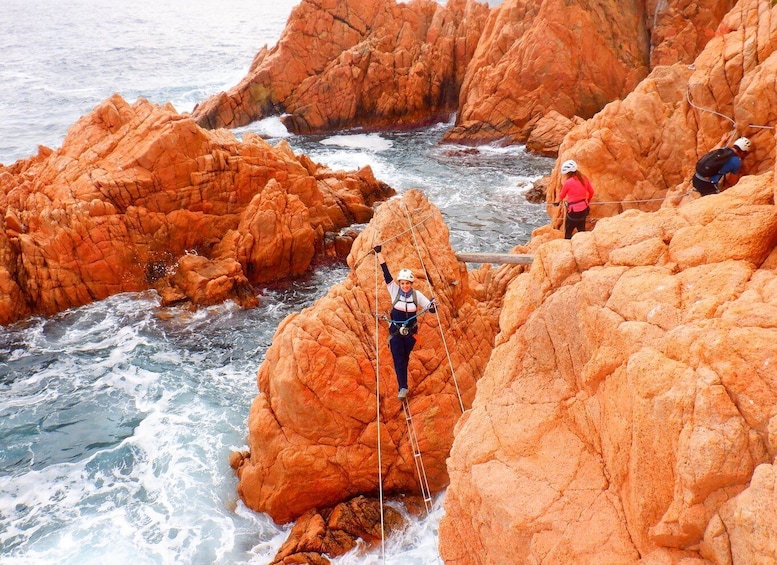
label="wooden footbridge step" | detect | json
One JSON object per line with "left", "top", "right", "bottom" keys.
{"left": 455, "top": 253, "right": 534, "bottom": 265}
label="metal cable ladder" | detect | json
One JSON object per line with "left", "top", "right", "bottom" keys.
{"left": 401, "top": 399, "right": 433, "bottom": 513}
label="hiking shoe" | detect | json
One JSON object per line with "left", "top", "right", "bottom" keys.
{"left": 397, "top": 388, "right": 408, "bottom": 401}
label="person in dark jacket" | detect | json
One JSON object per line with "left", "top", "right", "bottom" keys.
{"left": 374, "top": 245, "right": 435, "bottom": 401}
{"left": 692, "top": 137, "right": 752, "bottom": 196}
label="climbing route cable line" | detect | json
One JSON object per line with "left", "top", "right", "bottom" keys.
{"left": 401, "top": 202, "right": 465, "bottom": 414}
{"left": 402, "top": 398, "right": 434, "bottom": 513}
{"left": 372, "top": 233, "right": 387, "bottom": 563}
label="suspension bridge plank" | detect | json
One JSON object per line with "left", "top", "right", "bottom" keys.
{"left": 455, "top": 253, "right": 534, "bottom": 265}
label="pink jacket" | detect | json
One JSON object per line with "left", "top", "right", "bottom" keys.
{"left": 559, "top": 176, "right": 594, "bottom": 212}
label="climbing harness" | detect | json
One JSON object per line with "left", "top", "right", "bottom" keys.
{"left": 380, "top": 303, "right": 433, "bottom": 337}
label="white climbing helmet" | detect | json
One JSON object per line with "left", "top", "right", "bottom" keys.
{"left": 560, "top": 159, "right": 578, "bottom": 174}
{"left": 397, "top": 268, "right": 415, "bottom": 282}
{"left": 733, "top": 137, "right": 752, "bottom": 152}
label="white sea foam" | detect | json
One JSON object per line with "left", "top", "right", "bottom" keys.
{"left": 239, "top": 116, "right": 291, "bottom": 139}
{"left": 332, "top": 495, "right": 445, "bottom": 564}
{"left": 321, "top": 133, "right": 394, "bottom": 152}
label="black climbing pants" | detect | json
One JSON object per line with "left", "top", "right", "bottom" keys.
{"left": 564, "top": 207, "right": 589, "bottom": 239}
{"left": 389, "top": 333, "right": 416, "bottom": 390}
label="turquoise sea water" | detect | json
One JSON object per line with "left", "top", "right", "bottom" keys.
{"left": 0, "top": 1, "right": 548, "bottom": 563}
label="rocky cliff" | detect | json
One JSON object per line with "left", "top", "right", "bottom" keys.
{"left": 441, "top": 175, "right": 777, "bottom": 564}
{"left": 0, "top": 94, "right": 392, "bottom": 326}
{"left": 440, "top": 1, "right": 777, "bottom": 563}
{"left": 193, "top": 0, "right": 737, "bottom": 150}
{"left": 192, "top": 0, "right": 489, "bottom": 134}
{"left": 547, "top": 0, "right": 776, "bottom": 246}
{"left": 444, "top": 0, "right": 737, "bottom": 145}
{"left": 231, "top": 189, "right": 524, "bottom": 524}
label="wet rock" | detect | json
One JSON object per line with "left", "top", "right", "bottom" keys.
{"left": 271, "top": 496, "right": 404, "bottom": 564}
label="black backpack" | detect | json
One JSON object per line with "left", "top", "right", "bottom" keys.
{"left": 696, "top": 147, "right": 735, "bottom": 178}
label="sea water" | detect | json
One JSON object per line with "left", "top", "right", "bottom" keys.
{"left": 0, "top": 1, "right": 550, "bottom": 563}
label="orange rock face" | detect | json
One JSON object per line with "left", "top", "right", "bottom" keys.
{"left": 547, "top": 0, "right": 776, "bottom": 236}
{"left": 0, "top": 94, "right": 393, "bottom": 326}
{"left": 440, "top": 175, "right": 777, "bottom": 564}
{"left": 235, "top": 190, "right": 510, "bottom": 524}
{"left": 193, "top": 0, "right": 489, "bottom": 133}
{"left": 443, "top": 0, "right": 651, "bottom": 145}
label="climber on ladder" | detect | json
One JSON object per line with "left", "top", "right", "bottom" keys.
{"left": 373, "top": 244, "right": 436, "bottom": 401}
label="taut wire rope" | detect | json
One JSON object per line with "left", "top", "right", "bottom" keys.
{"left": 685, "top": 83, "right": 775, "bottom": 132}
{"left": 372, "top": 231, "right": 386, "bottom": 563}
{"left": 400, "top": 203, "right": 465, "bottom": 414}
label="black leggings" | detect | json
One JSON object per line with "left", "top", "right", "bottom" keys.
{"left": 565, "top": 207, "right": 589, "bottom": 239}
{"left": 692, "top": 175, "right": 719, "bottom": 196}
{"left": 389, "top": 333, "right": 416, "bottom": 390}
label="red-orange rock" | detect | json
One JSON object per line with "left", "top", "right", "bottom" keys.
{"left": 443, "top": 0, "right": 651, "bottom": 145}
{"left": 649, "top": 0, "right": 737, "bottom": 67}
{"left": 193, "top": 0, "right": 489, "bottom": 133}
{"left": 236, "top": 190, "right": 505, "bottom": 524}
{"left": 0, "top": 94, "right": 393, "bottom": 325}
{"left": 547, "top": 0, "right": 776, "bottom": 234}
{"left": 440, "top": 176, "right": 777, "bottom": 563}
{"left": 271, "top": 496, "right": 404, "bottom": 564}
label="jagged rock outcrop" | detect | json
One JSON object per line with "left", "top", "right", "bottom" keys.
{"left": 440, "top": 176, "right": 777, "bottom": 564}
{"left": 270, "top": 496, "right": 404, "bottom": 564}
{"left": 0, "top": 94, "right": 393, "bottom": 326}
{"left": 649, "top": 0, "right": 737, "bottom": 67}
{"left": 443, "top": 0, "right": 736, "bottom": 146}
{"left": 192, "top": 0, "right": 489, "bottom": 134}
{"left": 547, "top": 0, "right": 776, "bottom": 227}
{"left": 192, "top": 0, "right": 739, "bottom": 151}
{"left": 443, "top": 0, "right": 650, "bottom": 145}
{"left": 438, "top": 3, "right": 777, "bottom": 562}
{"left": 232, "top": 190, "right": 519, "bottom": 524}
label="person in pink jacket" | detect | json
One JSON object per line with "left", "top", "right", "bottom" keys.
{"left": 554, "top": 159, "right": 595, "bottom": 239}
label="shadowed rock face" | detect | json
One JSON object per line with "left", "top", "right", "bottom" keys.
{"left": 232, "top": 190, "right": 516, "bottom": 524}
{"left": 270, "top": 495, "right": 405, "bottom": 564}
{"left": 0, "top": 94, "right": 393, "bottom": 326}
{"left": 192, "top": 0, "right": 490, "bottom": 134}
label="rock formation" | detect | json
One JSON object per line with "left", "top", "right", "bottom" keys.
{"left": 0, "top": 94, "right": 393, "bottom": 326}
{"left": 193, "top": 0, "right": 489, "bottom": 134}
{"left": 442, "top": 0, "right": 735, "bottom": 146}
{"left": 232, "top": 190, "right": 523, "bottom": 524}
{"left": 439, "top": 2, "right": 777, "bottom": 562}
{"left": 270, "top": 495, "right": 404, "bottom": 564}
{"left": 440, "top": 175, "right": 777, "bottom": 564}
{"left": 547, "top": 0, "right": 776, "bottom": 237}
{"left": 193, "top": 0, "right": 737, "bottom": 152}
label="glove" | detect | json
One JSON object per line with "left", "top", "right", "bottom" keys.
{"left": 552, "top": 202, "right": 560, "bottom": 207}
{"left": 373, "top": 245, "right": 382, "bottom": 253}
